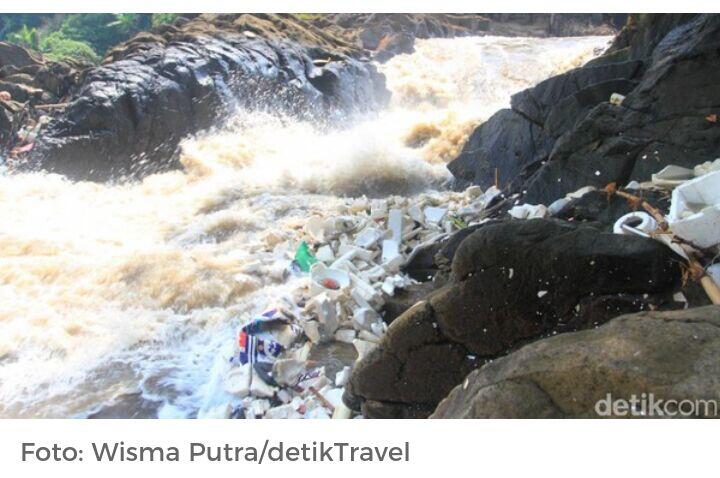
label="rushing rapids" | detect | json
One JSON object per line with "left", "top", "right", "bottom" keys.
{"left": 0, "top": 35, "right": 610, "bottom": 418}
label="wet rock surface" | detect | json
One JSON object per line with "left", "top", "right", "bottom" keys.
{"left": 345, "top": 219, "right": 683, "bottom": 418}
{"left": 26, "top": 14, "right": 390, "bottom": 181}
{"left": 433, "top": 306, "right": 720, "bottom": 418}
{"left": 448, "top": 14, "right": 720, "bottom": 205}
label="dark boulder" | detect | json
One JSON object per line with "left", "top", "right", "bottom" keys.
{"left": 447, "top": 109, "right": 554, "bottom": 189}
{"left": 345, "top": 219, "right": 683, "bottom": 417}
{"left": 28, "top": 14, "right": 390, "bottom": 181}
{"left": 433, "top": 306, "right": 720, "bottom": 418}
{"left": 0, "top": 41, "right": 41, "bottom": 69}
{"left": 448, "top": 14, "right": 720, "bottom": 206}
{"left": 510, "top": 60, "right": 643, "bottom": 127}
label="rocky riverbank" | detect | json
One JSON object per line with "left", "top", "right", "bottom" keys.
{"left": 448, "top": 14, "right": 719, "bottom": 204}
{"left": 345, "top": 13, "right": 720, "bottom": 418}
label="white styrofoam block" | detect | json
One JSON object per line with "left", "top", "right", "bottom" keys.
{"left": 707, "top": 264, "right": 720, "bottom": 288}
{"left": 423, "top": 206, "right": 447, "bottom": 224}
{"left": 388, "top": 208, "right": 403, "bottom": 242}
{"left": 381, "top": 239, "right": 400, "bottom": 264}
{"left": 668, "top": 170, "right": 720, "bottom": 248}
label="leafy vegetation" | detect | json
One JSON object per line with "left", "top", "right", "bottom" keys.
{"left": 6, "top": 24, "right": 40, "bottom": 50}
{"left": 0, "top": 13, "right": 182, "bottom": 64}
{"left": 39, "top": 31, "right": 101, "bottom": 63}
{"left": 151, "top": 13, "right": 180, "bottom": 28}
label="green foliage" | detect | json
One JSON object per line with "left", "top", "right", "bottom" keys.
{"left": 57, "top": 14, "right": 137, "bottom": 54}
{"left": 294, "top": 13, "right": 323, "bottom": 22}
{"left": 39, "top": 31, "right": 100, "bottom": 64}
{"left": 151, "top": 13, "right": 180, "bottom": 28}
{"left": 1, "top": 14, "right": 156, "bottom": 59}
{"left": 106, "top": 13, "right": 140, "bottom": 35}
{"left": 7, "top": 24, "right": 40, "bottom": 50}
{"left": 0, "top": 14, "right": 46, "bottom": 40}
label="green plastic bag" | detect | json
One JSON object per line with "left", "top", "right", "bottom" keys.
{"left": 294, "top": 241, "right": 318, "bottom": 272}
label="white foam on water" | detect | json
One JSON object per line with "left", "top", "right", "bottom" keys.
{"left": 0, "top": 35, "right": 610, "bottom": 417}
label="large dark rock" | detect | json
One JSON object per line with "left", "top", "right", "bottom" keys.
{"left": 0, "top": 41, "right": 41, "bottom": 69}
{"left": 448, "top": 109, "right": 554, "bottom": 189}
{"left": 448, "top": 14, "right": 720, "bottom": 205}
{"left": 345, "top": 219, "right": 683, "bottom": 418}
{"left": 433, "top": 306, "right": 720, "bottom": 418}
{"left": 28, "top": 14, "right": 390, "bottom": 181}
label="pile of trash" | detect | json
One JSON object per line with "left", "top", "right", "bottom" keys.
{"left": 198, "top": 151, "right": 720, "bottom": 419}
{"left": 198, "top": 186, "right": 504, "bottom": 419}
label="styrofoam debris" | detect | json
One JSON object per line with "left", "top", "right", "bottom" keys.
{"left": 548, "top": 197, "right": 570, "bottom": 216}
{"left": 315, "top": 244, "right": 335, "bottom": 263}
{"left": 353, "top": 339, "right": 377, "bottom": 361}
{"left": 358, "top": 330, "right": 381, "bottom": 343}
{"left": 388, "top": 208, "right": 403, "bottom": 242}
{"left": 613, "top": 212, "right": 658, "bottom": 236}
{"left": 566, "top": 186, "right": 596, "bottom": 199}
{"left": 509, "top": 204, "right": 548, "bottom": 219}
{"left": 609, "top": 93, "right": 625, "bottom": 105}
{"left": 370, "top": 199, "right": 388, "bottom": 220}
{"left": 248, "top": 399, "right": 271, "bottom": 418}
{"left": 707, "top": 264, "right": 720, "bottom": 288}
{"left": 348, "top": 197, "right": 369, "bottom": 213}
{"left": 353, "top": 307, "right": 379, "bottom": 331}
{"left": 466, "top": 185, "right": 483, "bottom": 198}
{"left": 304, "top": 216, "right": 326, "bottom": 242}
{"left": 219, "top": 185, "right": 507, "bottom": 418}
{"left": 354, "top": 227, "right": 384, "bottom": 248}
{"left": 668, "top": 170, "right": 720, "bottom": 248}
{"left": 322, "top": 388, "right": 344, "bottom": 408}
{"left": 423, "top": 206, "right": 447, "bottom": 224}
{"left": 652, "top": 165, "right": 695, "bottom": 187}
{"left": 265, "top": 403, "right": 303, "bottom": 419}
{"left": 334, "top": 329, "right": 356, "bottom": 343}
{"left": 302, "top": 320, "right": 322, "bottom": 343}
{"left": 309, "top": 263, "right": 350, "bottom": 297}
{"left": 381, "top": 239, "right": 400, "bottom": 264}
{"left": 370, "top": 320, "right": 386, "bottom": 338}
{"left": 483, "top": 186, "right": 502, "bottom": 205}
{"left": 694, "top": 159, "right": 720, "bottom": 177}
{"left": 408, "top": 204, "right": 425, "bottom": 224}
{"left": 272, "top": 358, "right": 307, "bottom": 387}
{"left": 335, "top": 366, "right": 351, "bottom": 387}
{"left": 314, "top": 294, "right": 339, "bottom": 336}
{"left": 305, "top": 408, "right": 331, "bottom": 419}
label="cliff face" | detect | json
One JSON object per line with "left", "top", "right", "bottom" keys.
{"left": 448, "top": 14, "right": 720, "bottom": 205}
